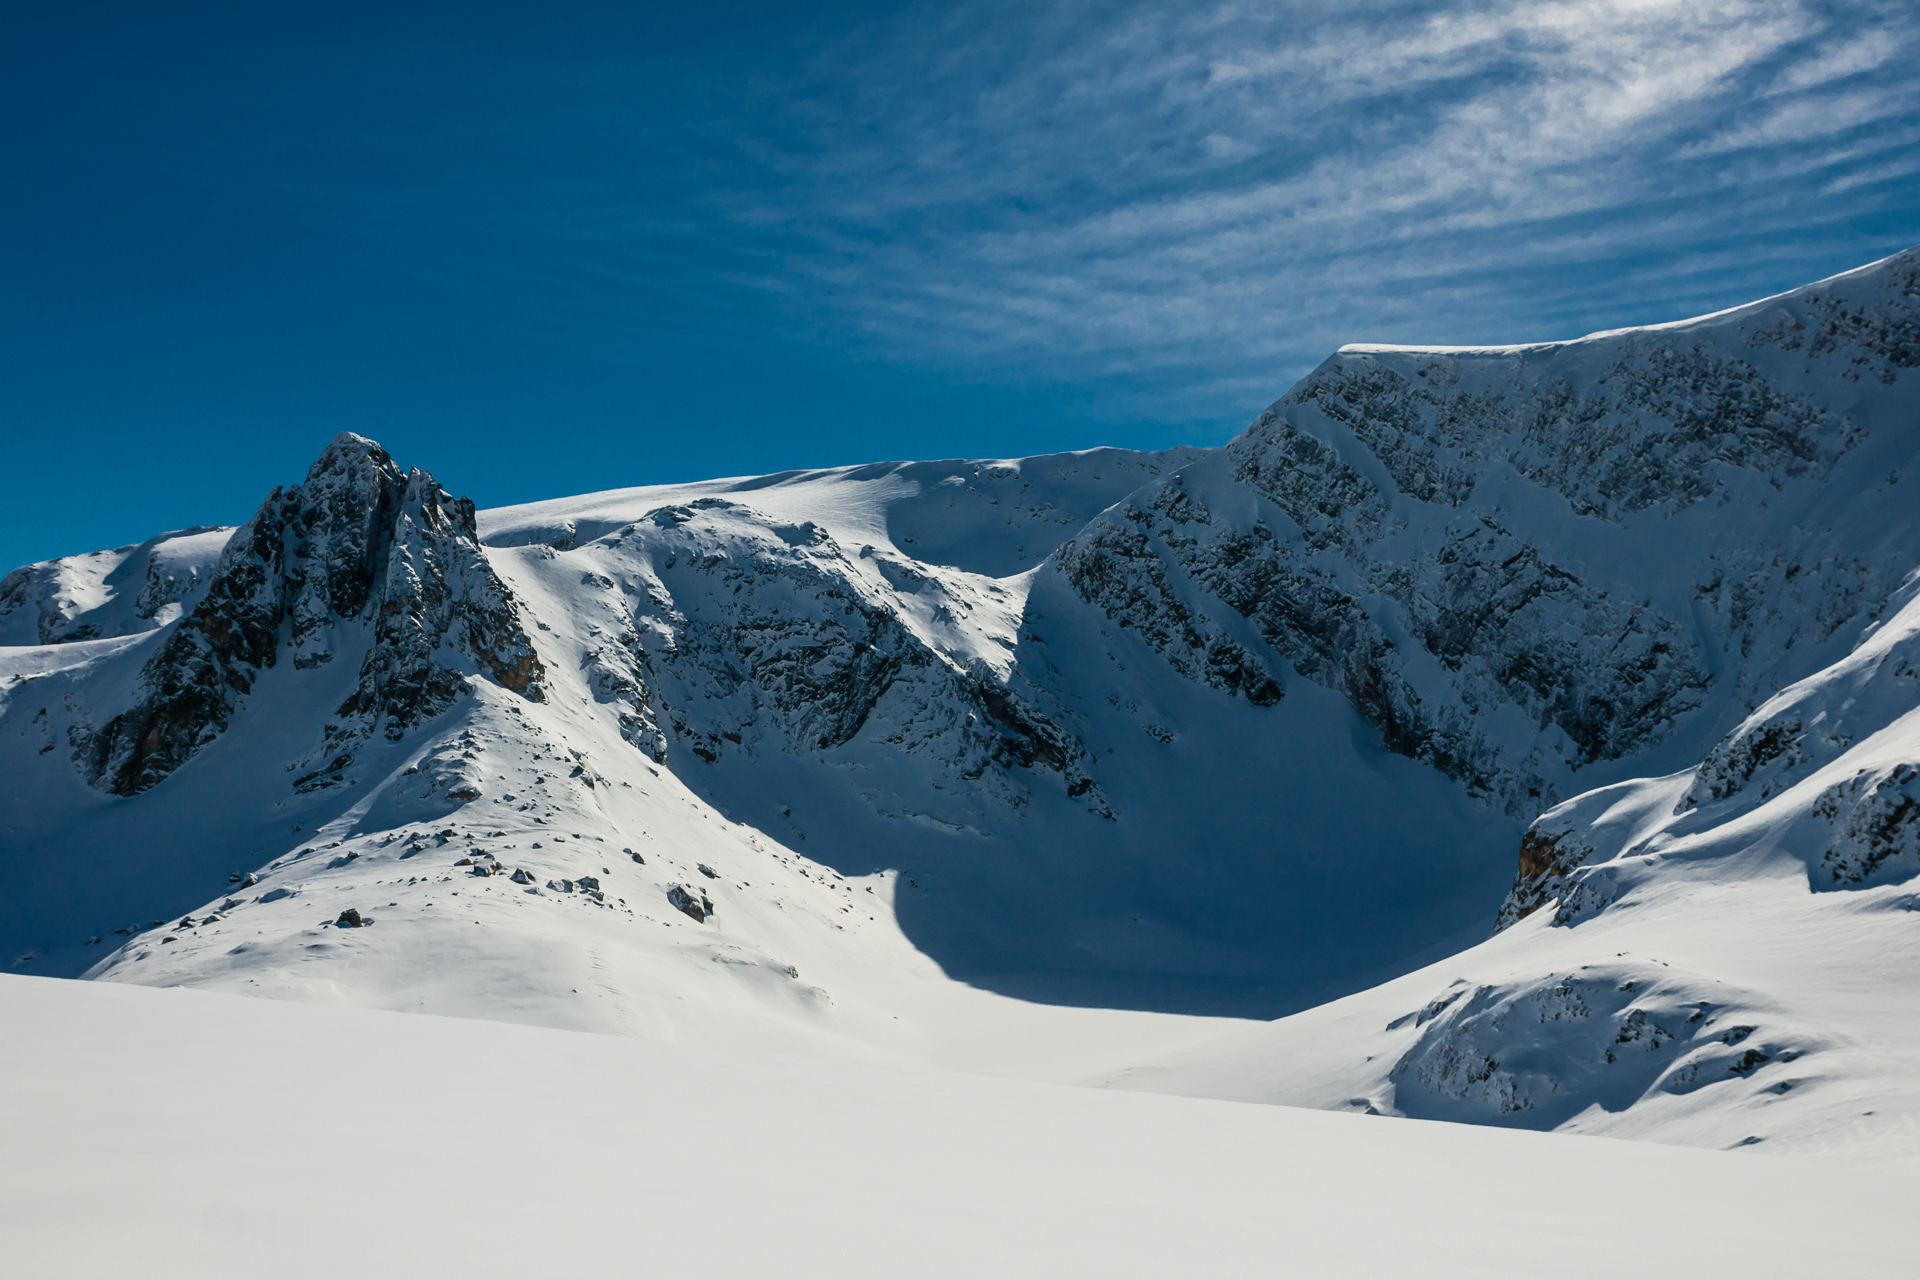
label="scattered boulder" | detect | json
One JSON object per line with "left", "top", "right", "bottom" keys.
{"left": 336, "top": 909, "right": 365, "bottom": 928}
{"left": 510, "top": 868, "right": 534, "bottom": 884}
{"left": 697, "top": 863, "right": 719, "bottom": 879}
{"left": 627, "top": 849, "right": 645, "bottom": 865}
{"left": 667, "top": 884, "right": 713, "bottom": 922}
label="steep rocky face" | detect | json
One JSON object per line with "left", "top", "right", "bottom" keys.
{"left": 1492, "top": 824, "right": 1599, "bottom": 930}
{"left": 1052, "top": 481, "right": 1286, "bottom": 710}
{"left": 80, "top": 434, "right": 546, "bottom": 796}
{"left": 1054, "top": 248, "right": 1920, "bottom": 816}
{"left": 304, "top": 469, "right": 547, "bottom": 787}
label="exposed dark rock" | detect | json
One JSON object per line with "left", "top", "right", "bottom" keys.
{"left": 1040, "top": 248, "right": 1918, "bottom": 817}
{"left": 1495, "top": 827, "right": 1596, "bottom": 930}
{"left": 78, "top": 434, "right": 547, "bottom": 796}
{"left": 667, "top": 884, "right": 712, "bottom": 922}
{"left": 1819, "top": 764, "right": 1920, "bottom": 886}
{"left": 585, "top": 497, "right": 1108, "bottom": 813}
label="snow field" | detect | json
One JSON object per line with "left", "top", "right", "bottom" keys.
{"left": 4, "top": 973, "right": 1911, "bottom": 1280}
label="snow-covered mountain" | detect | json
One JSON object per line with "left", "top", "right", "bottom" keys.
{"left": 1087, "top": 253, "right": 1920, "bottom": 1166}
{"left": 3, "top": 247, "right": 1916, "bottom": 1163}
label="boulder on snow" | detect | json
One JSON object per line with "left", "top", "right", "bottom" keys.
{"left": 335, "top": 909, "right": 365, "bottom": 928}
{"left": 667, "top": 884, "right": 713, "bottom": 922}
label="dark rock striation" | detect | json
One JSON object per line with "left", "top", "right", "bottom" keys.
{"left": 1055, "top": 248, "right": 1919, "bottom": 818}
{"left": 563, "top": 498, "right": 1107, "bottom": 813}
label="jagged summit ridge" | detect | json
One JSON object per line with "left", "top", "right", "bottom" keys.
{"left": 78, "top": 433, "right": 546, "bottom": 796}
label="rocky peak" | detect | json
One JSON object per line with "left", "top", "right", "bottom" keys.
{"left": 80, "top": 435, "right": 545, "bottom": 796}
{"left": 281, "top": 432, "right": 409, "bottom": 669}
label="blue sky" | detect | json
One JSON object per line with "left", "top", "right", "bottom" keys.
{"left": 5, "top": 0, "right": 1918, "bottom": 570}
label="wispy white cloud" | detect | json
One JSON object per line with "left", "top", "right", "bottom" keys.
{"left": 709, "top": 0, "right": 1920, "bottom": 424}
{"left": 1774, "top": 24, "right": 1903, "bottom": 91}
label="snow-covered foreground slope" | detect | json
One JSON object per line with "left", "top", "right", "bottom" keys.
{"left": 2, "top": 247, "right": 1917, "bottom": 1166}
{"left": 5, "top": 974, "right": 1911, "bottom": 1280}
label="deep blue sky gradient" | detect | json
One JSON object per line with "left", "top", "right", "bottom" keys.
{"left": 5, "top": 0, "right": 1918, "bottom": 569}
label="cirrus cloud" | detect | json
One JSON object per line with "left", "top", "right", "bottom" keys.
{"left": 713, "top": 0, "right": 1920, "bottom": 423}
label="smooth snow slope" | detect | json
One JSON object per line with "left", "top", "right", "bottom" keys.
{"left": 5, "top": 974, "right": 1910, "bottom": 1280}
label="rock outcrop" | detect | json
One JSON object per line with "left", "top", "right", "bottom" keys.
{"left": 79, "top": 434, "right": 546, "bottom": 796}
{"left": 550, "top": 495, "right": 1107, "bottom": 814}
